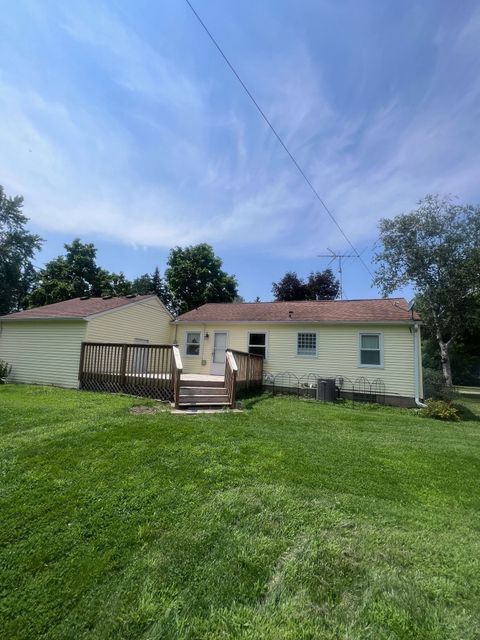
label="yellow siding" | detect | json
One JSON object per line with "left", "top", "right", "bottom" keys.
{"left": 86, "top": 297, "right": 174, "bottom": 344}
{"left": 0, "top": 320, "right": 87, "bottom": 388}
{"left": 175, "top": 322, "right": 416, "bottom": 398}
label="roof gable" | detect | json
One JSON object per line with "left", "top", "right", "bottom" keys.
{"left": 175, "top": 298, "right": 420, "bottom": 324}
{"left": 0, "top": 295, "right": 170, "bottom": 321}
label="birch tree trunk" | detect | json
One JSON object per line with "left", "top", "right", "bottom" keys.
{"left": 438, "top": 337, "right": 453, "bottom": 387}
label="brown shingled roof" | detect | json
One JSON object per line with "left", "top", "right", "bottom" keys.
{"left": 176, "top": 298, "right": 420, "bottom": 323}
{"left": 0, "top": 295, "right": 160, "bottom": 320}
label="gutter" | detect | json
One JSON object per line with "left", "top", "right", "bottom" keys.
{"left": 413, "top": 323, "right": 427, "bottom": 408}
{"left": 173, "top": 319, "right": 421, "bottom": 326}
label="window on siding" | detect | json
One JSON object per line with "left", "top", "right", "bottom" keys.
{"left": 248, "top": 332, "right": 267, "bottom": 358}
{"left": 186, "top": 331, "right": 201, "bottom": 356}
{"left": 359, "top": 333, "right": 382, "bottom": 366}
{"left": 297, "top": 332, "right": 317, "bottom": 356}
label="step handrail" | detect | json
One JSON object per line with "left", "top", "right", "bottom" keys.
{"left": 172, "top": 345, "right": 183, "bottom": 408}
{"left": 225, "top": 349, "right": 238, "bottom": 407}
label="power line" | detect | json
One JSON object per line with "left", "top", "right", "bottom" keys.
{"left": 184, "top": 0, "right": 374, "bottom": 279}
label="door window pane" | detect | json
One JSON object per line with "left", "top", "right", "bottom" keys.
{"left": 213, "top": 333, "right": 227, "bottom": 363}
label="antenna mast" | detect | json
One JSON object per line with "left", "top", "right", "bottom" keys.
{"left": 317, "top": 248, "right": 358, "bottom": 300}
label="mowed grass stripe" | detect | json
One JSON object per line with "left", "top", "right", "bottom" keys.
{"left": 1, "top": 385, "right": 479, "bottom": 639}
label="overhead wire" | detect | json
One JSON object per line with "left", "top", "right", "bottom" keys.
{"left": 184, "top": 0, "right": 374, "bottom": 279}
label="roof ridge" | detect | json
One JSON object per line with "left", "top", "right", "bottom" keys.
{"left": 201, "top": 297, "right": 405, "bottom": 306}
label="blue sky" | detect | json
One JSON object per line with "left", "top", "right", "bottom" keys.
{"left": 1, "top": 0, "right": 479, "bottom": 301}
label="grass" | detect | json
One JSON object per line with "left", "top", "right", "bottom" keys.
{"left": 1, "top": 386, "right": 479, "bottom": 640}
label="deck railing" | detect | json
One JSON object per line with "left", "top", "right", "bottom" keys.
{"left": 79, "top": 342, "right": 176, "bottom": 401}
{"left": 226, "top": 349, "right": 263, "bottom": 402}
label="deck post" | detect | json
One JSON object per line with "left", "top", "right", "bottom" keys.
{"left": 78, "top": 342, "right": 86, "bottom": 385}
{"left": 119, "top": 344, "right": 128, "bottom": 390}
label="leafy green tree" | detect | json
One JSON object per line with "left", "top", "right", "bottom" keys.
{"left": 165, "top": 244, "right": 238, "bottom": 314}
{"left": 107, "top": 272, "right": 133, "bottom": 297}
{"left": 131, "top": 268, "right": 171, "bottom": 307}
{"left": 0, "top": 186, "right": 42, "bottom": 314}
{"left": 272, "top": 272, "right": 305, "bottom": 301}
{"left": 27, "top": 239, "right": 132, "bottom": 306}
{"left": 150, "top": 266, "right": 171, "bottom": 307}
{"left": 151, "top": 267, "right": 162, "bottom": 296}
{"left": 374, "top": 195, "right": 480, "bottom": 386}
{"left": 132, "top": 273, "right": 153, "bottom": 295}
{"left": 423, "top": 297, "right": 480, "bottom": 385}
{"left": 272, "top": 269, "right": 339, "bottom": 301}
{"left": 306, "top": 269, "right": 340, "bottom": 300}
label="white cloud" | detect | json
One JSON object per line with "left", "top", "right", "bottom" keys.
{"left": 0, "top": 2, "right": 479, "bottom": 261}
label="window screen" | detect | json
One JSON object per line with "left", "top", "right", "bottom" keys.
{"left": 297, "top": 332, "right": 317, "bottom": 356}
{"left": 248, "top": 333, "right": 266, "bottom": 358}
{"left": 186, "top": 332, "right": 201, "bottom": 356}
{"left": 360, "top": 333, "right": 381, "bottom": 366}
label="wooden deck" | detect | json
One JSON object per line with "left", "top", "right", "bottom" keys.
{"left": 79, "top": 342, "right": 262, "bottom": 407}
{"left": 181, "top": 373, "right": 224, "bottom": 383}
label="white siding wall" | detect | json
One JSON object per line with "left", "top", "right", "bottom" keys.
{"left": 86, "top": 298, "right": 174, "bottom": 344}
{"left": 175, "top": 322, "right": 417, "bottom": 398}
{"left": 0, "top": 320, "right": 87, "bottom": 388}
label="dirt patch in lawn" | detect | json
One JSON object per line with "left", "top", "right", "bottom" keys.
{"left": 129, "top": 405, "right": 167, "bottom": 415}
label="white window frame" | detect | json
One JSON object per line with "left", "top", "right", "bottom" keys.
{"left": 185, "top": 331, "right": 202, "bottom": 357}
{"left": 296, "top": 331, "right": 318, "bottom": 358}
{"left": 358, "top": 332, "right": 384, "bottom": 368}
{"left": 247, "top": 331, "right": 268, "bottom": 359}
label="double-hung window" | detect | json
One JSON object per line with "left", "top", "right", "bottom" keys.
{"left": 248, "top": 332, "right": 267, "bottom": 359}
{"left": 359, "top": 333, "right": 383, "bottom": 367}
{"left": 297, "top": 332, "right": 317, "bottom": 357}
{"left": 186, "top": 331, "right": 201, "bottom": 356}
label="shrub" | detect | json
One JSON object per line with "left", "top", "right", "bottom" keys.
{"left": 422, "top": 399, "right": 460, "bottom": 422}
{"left": 0, "top": 360, "right": 12, "bottom": 383}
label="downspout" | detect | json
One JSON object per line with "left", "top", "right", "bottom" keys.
{"left": 413, "top": 323, "right": 427, "bottom": 408}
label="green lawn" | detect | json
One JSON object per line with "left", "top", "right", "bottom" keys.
{"left": 1, "top": 386, "right": 479, "bottom": 640}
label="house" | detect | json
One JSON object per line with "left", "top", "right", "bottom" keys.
{"left": 173, "top": 298, "right": 423, "bottom": 407}
{"left": 0, "top": 295, "right": 422, "bottom": 408}
{"left": 0, "top": 295, "right": 173, "bottom": 388}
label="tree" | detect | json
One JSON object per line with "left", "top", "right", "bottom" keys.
{"left": 150, "top": 266, "right": 171, "bottom": 307}
{"left": 165, "top": 244, "right": 238, "bottom": 314}
{"left": 306, "top": 269, "right": 340, "bottom": 300}
{"left": 132, "top": 273, "right": 153, "bottom": 295}
{"left": 27, "top": 239, "right": 131, "bottom": 306}
{"left": 272, "top": 269, "right": 339, "bottom": 301}
{"left": 106, "top": 272, "right": 133, "bottom": 297}
{"left": 422, "top": 296, "right": 480, "bottom": 385}
{"left": 131, "top": 268, "right": 171, "bottom": 306}
{"left": 374, "top": 194, "right": 480, "bottom": 386}
{"left": 272, "top": 272, "right": 305, "bottom": 301}
{"left": 0, "top": 186, "right": 42, "bottom": 314}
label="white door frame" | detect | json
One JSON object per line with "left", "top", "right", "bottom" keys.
{"left": 210, "top": 331, "right": 228, "bottom": 376}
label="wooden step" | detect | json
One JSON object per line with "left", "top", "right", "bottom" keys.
{"left": 179, "top": 394, "right": 230, "bottom": 405}
{"left": 180, "top": 379, "right": 225, "bottom": 388}
{"left": 180, "top": 386, "right": 228, "bottom": 396}
{"left": 178, "top": 401, "right": 231, "bottom": 408}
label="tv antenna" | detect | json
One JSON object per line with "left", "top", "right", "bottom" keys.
{"left": 317, "top": 248, "right": 358, "bottom": 300}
